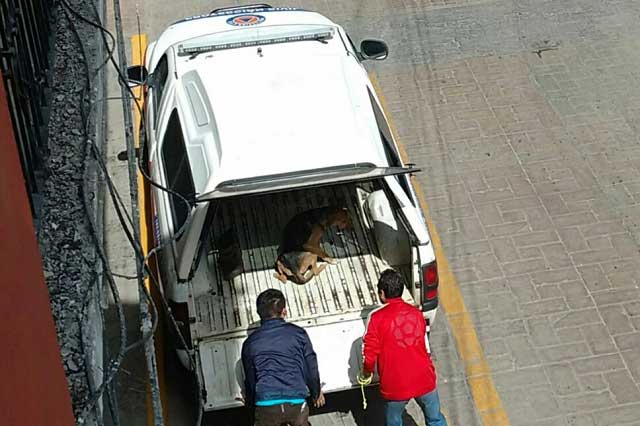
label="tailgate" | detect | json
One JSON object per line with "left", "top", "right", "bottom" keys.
{"left": 198, "top": 318, "right": 367, "bottom": 411}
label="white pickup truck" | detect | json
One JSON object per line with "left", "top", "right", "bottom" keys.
{"left": 133, "top": 4, "right": 439, "bottom": 411}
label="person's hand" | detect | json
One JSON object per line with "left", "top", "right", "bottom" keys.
{"left": 357, "top": 369, "right": 373, "bottom": 384}
{"left": 314, "top": 392, "right": 326, "bottom": 408}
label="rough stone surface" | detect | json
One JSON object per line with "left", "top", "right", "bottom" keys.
{"left": 39, "top": 0, "right": 105, "bottom": 421}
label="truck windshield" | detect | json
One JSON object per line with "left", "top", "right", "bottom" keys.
{"left": 177, "top": 25, "right": 335, "bottom": 57}
{"left": 196, "top": 163, "right": 421, "bottom": 201}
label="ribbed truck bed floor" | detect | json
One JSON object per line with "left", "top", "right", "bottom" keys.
{"left": 190, "top": 183, "right": 412, "bottom": 338}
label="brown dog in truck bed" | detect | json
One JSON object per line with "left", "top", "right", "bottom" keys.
{"left": 274, "top": 206, "right": 351, "bottom": 284}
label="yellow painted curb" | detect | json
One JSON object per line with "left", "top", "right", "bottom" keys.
{"left": 130, "top": 33, "right": 169, "bottom": 426}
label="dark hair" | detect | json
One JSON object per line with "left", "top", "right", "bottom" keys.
{"left": 377, "top": 269, "right": 404, "bottom": 299}
{"left": 256, "top": 289, "right": 286, "bottom": 320}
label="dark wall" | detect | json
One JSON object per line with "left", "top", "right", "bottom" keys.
{"left": 0, "top": 76, "right": 74, "bottom": 426}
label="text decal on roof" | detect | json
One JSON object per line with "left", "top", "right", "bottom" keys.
{"left": 226, "top": 14, "right": 265, "bottom": 26}
{"left": 173, "top": 7, "right": 301, "bottom": 25}
{"left": 213, "top": 7, "right": 299, "bottom": 16}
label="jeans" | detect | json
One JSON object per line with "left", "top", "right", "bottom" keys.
{"left": 384, "top": 389, "right": 447, "bottom": 426}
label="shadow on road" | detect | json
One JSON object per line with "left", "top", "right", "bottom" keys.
{"left": 198, "top": 386, "right": 420, "bottom": 426}
{"left": 310, "top": 385, "right": 420, "bottom": 426}
{"left": 164, "top": 338, "right": 420, "bottom": 426}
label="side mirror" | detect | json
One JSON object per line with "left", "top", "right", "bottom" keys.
{"left": 126, "top": 65, "right": 148, "bottom": 87}
{"left": 360, "top": 40, "right": 388, "bottom": 61}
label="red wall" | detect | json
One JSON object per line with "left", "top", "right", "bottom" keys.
{"left": 0, "top": 78, "right": 75, "bottom": 425}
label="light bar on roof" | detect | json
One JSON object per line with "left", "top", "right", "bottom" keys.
{"left": 178, "top": 28, "right": 334, "bottom": 57}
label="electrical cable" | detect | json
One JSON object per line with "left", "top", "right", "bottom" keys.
{"left": 55, "top": 3, "right": 128, "bottom": 423}
{"left": 111, "top": 271, "right": 139, "bottom": 280}
{"left": 58, "top": 1, "right": 206, "bottom": 424}
{"left": 60, "top": 0, "right": 158, "bottom": 348}
{"left": 56, "top": 1, "right": 160, "bottom": 423}
{"left": 67, "top": 0, "right": 205, "bottom": 406}
{"left": 101, "top": 3, "right": 207, "bottom": 422}
{"left": 68, "top": 0, "right": 197, "bottom": 270}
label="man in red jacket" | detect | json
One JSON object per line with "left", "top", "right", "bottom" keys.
{"left": 361, "top": 269, "right": 447, "bottom": 426}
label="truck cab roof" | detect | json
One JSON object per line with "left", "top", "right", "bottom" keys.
{"left": 145, "top": 8, "right": 392, "bottom": 198}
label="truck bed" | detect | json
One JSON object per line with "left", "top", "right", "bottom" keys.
{"left": 190, "top": 183, "right": 413, "bottom": 339}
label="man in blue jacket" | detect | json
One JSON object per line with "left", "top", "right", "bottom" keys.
{"left": 242, "top": 289, "right": 325, "bottom": 426}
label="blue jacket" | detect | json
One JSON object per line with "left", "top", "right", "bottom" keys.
{"left": 241, "top": 318, "right": 321, "bottom": 405}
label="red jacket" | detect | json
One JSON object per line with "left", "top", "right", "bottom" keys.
{"left": 362, "top": 298, "right": 436, "bottom": 401}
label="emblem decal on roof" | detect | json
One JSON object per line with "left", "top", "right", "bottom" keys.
{"left": 226, "top": 14, "right": 265, "bottom": 26}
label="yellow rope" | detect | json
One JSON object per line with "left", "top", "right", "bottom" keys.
{"left": 357, "top": 372, "right": 373, "bottom": 410}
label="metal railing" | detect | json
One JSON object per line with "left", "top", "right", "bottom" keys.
{"left": 0, "top": 0, "right": 54, "bottom": 217}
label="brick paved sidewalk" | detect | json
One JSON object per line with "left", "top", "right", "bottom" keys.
{"left": 359, "top": 1, "right": 640, "bottom": 425}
